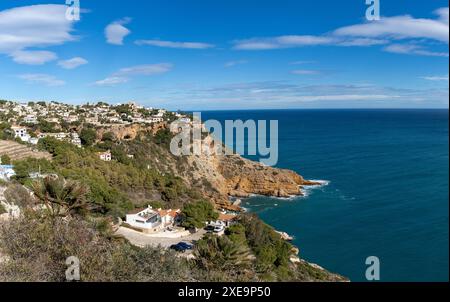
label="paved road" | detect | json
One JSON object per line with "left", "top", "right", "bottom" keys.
{"left": 115, "top": 227, "right": 207, "bottom": 249}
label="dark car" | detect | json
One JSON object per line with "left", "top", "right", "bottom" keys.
{"left": 170, "top": 242, "right": 193, "bottom": 252}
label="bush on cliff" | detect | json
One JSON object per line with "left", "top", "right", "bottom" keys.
{"left": 181, "top": 200, "right": 219, "bottom": 229}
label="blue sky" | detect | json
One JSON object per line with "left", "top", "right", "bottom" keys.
{"left": 0, "top": 0, "right": 448, "bottom": 110}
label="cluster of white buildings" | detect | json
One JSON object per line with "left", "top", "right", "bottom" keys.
{"left": 0, "top": 101, "right": 188, "bottom": 151}
{"left": 10, "top": 126, "right": 82, "bottom": 147}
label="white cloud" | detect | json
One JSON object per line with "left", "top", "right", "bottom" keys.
{"left": 95, "top": 63, "right": 172, "bottom": 86}
{"left": 421, "top": 75, "right": 449, "bottom": 81}
{"left": 10, "top": 50, "right": 57, "bottom": 65}
{"left": 113, "top": 63, "right": 172, "bottom": 76}
{"left": 105, "top": 18, "right": 131, "bottom": 45}
{"left": 58, "top": 57, "right": 88, "bottom": 69}
{"left": 18, "top": 74, "right": 65, "bottom": 87}
{"left": 291, "top": 70, "right": 321, "bottom": 75}
{"left": 232, "top": 7, "right": 449, "bottom": 57}
{"left": 0, "top": 4, "right": 77, "bottom": 64}
{"left": 135, "top": 39, "right": 214, "bottom": 49}
{"left": 224, "top": 60, "right": 248, "bottom": 67}
{"left": 233, "top": 35, "right": 336, "bottom": 50}
{"left": 94, "top": 77, "right": 129, "bottom": 86}
{"left": 334, "top": 13, "right": 449, "bottom": 44}
{"left": 383, "top": 43, "right": 449, "bottom": 57}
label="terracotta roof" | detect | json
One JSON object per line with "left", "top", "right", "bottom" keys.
{"left": 158, "top": 209, "right": 180, "bottom": 218}
{"left": 218, "top": 213, "right": 237, "bottom": 222}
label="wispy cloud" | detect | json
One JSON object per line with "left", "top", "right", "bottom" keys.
{"left": 0, "top": 4, "right": 77, "bottom": 64}
{"left": 94, "top": 77, "right": 129, "bottom": 87}
{"left": 10, "top": 50, "right": 57, "bottom": 65}
{"left": 232, "top": 7, "right": 449, "bottom": 57}
{"left": 18, "top": 74, "right": 65, "bottom": 87}
{"left": 105, "top": 18, "right": 131, "bottom": 45}
{"left": 383, "top": 43, "right": 449, "bottom": 57}
{"left": 113, "top": 63, "right": 172, "bottom": 76}
{"left": 135, "top": 39, "right": 214, "bottom": 49}
{"left": 291, "top": 69, "right": 321, "bottom": 75}
{"left": 334, "top": 8, "right": 449, "bottom": 44}
{"left": 58, "top": 57, "right": 88, "bottom": 69}
{"left": 421, "top": 75, "right": 449, "bottom": 81}
{"left": 224, "top": 60, "right": 248, "bottom": 67}
{"left": 233, "top": 35, "right": 337, "bottom": 50}
{"left": 95, "top": 63, "right": 172, "bottom": 86}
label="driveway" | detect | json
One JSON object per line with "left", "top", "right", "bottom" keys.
{"left": 115, "top": 226, "right": 207, "bottom": 249}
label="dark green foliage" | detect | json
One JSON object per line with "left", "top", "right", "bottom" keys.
{"left": 80, "top": 128, "right": 97, "bottom": 146}
{"left": 1, "top": 154, "right": 11, "bottom": 165}
{"left": 153, "top": 129, "right": 173, "bottom": 146}
{"left": 181, "top": 200, "right": 219, "bottom": 229}
{"left": 12, "top": 158, "right": 55, "bottom": 184}
{"left": 0, "top": 122, "right": 13, "bottom": 140}
{"left": 238, "top": 214, "right": 294, "bottom": 275}
{"left": 37, "top": 119, "right": 58, "bottom": 133}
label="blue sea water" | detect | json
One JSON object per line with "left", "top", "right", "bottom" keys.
{"left": 200, "top": 109, "right": 449, "bottom": 282}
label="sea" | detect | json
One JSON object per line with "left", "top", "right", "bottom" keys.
{"left": 201, "top": 109, "right": 449, "bottom": 282}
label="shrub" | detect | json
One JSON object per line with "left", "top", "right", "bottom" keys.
{"left": 181, "top": 200, "right": 219, "bottom": 229}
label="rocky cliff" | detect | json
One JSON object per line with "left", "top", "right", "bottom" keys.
{"left": 96, "top": 123, "right": 166, "bottom": 141}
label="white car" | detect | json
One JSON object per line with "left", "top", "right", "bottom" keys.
{"left": 213, "top": 225, "right": 225, "bottom": 233}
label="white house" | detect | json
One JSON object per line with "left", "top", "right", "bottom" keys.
{"left": 11, "top": 126, "right": 30, "bottom": 142}
{"left": 126, "top": 207, "right": 163, "bottom": 233}
{"left": 157, "top": 208, "right": 181, "bottom": 226}
{"left": 98, "top": 151, "right": 112, "bottom": 161}
{"left": 0, "top": 165, "right": 15, "bottom": 181}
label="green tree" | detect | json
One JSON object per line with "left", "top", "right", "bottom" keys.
{"left": 181, "top": 200, "right": 218, "bottom": 229}
{"left": 1, "top": 154, "right": 11, "bottom": 165}
{"left": 80, "top": 128, "right": 97, "bottom": 147}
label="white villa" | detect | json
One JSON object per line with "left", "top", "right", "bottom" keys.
{"left": 11, "top": 126, "right": 30, "bottom": 142}
{"left": 126, "top": 207, "right": 163, "bottom": 233}
{"left": 125, "top": 206, "right": 181, "bottom": 234}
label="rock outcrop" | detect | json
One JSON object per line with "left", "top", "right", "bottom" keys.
{"left": 173, "top": 135, "right": 321, "bottom": 209}
{"left": 96, "top": 123, "right": 167, "bottom": 141}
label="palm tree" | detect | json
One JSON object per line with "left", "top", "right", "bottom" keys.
{"left": 195, "top": 235, "right": 253, "bottom": 271}
{"left": 31, "top": 176, "right": 89, "bottom": 219}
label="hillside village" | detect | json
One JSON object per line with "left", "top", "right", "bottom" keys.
{"left": 0, "top": 99, "right": 189, "bottom": 148}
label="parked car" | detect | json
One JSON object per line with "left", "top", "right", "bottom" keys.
{"left": 170, "top": 242, "right": 193, "bottom": 252}
{"left": 213, "top": 225, "right": 225, "bottom": 233}
{"left": 205, "top": 225, "right": 215, "bottom": 232}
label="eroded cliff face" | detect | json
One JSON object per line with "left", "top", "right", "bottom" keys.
{"left": 175, "top": 135, "right": 320, "bottom": 209}
{"left": 184, "top": 153, "right": 318, "bottom": 199}
{"left": 96, "top": 123, "right": 167, "bottom": 141}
